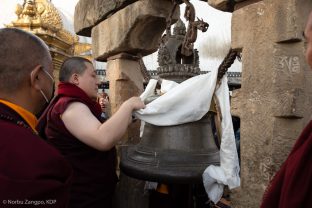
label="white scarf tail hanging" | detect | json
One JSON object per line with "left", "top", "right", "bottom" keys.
{"left": 202, "top": 75, "right": 240, "bottom": 204}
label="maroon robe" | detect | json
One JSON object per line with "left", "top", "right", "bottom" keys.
{"left": 0, "top": 103, "right": 72, "bottom": 207}
{"left": 261, "top": 120, "right": 312, "bottom": 207}
{"left": 37, "top": 83, "right": 118, "bottom": 208}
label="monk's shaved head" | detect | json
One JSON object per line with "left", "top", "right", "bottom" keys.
{"left": 59, "top": 56, "right": 92, "bottom": 82}
{"left": 0, "top": 28, "right": 51, "bottom": 92}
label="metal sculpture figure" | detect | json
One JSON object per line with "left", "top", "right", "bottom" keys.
{"left": 181, "top": 0, "right": 209, "bottom": 57}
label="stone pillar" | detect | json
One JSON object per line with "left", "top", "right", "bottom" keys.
{"left": 106, "top": 54, "right": 143, "bottom": 143}
{"left": 230, "top": 0, "right": 312, "bottom": 207}
{"left": 106, "top": 54, "right": 149, "bottom": 208}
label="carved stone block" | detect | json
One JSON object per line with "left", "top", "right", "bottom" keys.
{"left": 271, "top": 118, "right": 303, "bottom": 170}
{"left": 230, "top": 1, "right": 312, "bottom": 207}
{"left": 272, "top": 0, "right": 311, "bottom": 43}
{"left": 272, "top": 43, "right": 306, "bottom": 118}
{"left": 231, "top": 1, "right": 268, "bottom": 49}
{"left": 91, "top": 0, "right": 180, "bottom": 61}
{"left": 74, "top": 0, "right": 138, "bottom": 36}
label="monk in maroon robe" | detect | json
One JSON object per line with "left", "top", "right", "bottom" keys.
{"left": 0, "top": 28, "right": 72, "bottom": 207}
{"left": 261, "top": 11, "right": 312, "bottom": 208}
{"left": 37, "top": 57, "right": 145, "bottom": 208}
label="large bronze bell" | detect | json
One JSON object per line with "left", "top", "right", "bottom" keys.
{"left": 121, "top": 11, "right": 220, "bottom": 184}
{"left": 120, "top": 111, "right": 220, "bottom": 184}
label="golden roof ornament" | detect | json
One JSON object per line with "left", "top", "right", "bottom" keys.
{"left": 12, "top": 0, "right": 63, "bottom": 35}
{"left": 6, "top": 0, "right": 92, "bottom": 72}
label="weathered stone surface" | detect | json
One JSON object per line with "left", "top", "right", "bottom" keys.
{"left": 92, "top": 0, "right": 180, "bottom": 61}
{"left": 271, "top": 118, "right": 303, "bottom": 168}
{"left": 231, "top": 1, "right": 267, "bottom": 49}
{"left": 231, "top": 41, "right": 277, "bottom": 208}
{"left": 207, "top": 0, "right": 250, "bottom": 12}
{"left": 272, "top": 0, "right": 311, "bottom": 43}
{"left": 272, "top": 43, "right": 306, "bottom": 118}
{"left": 106, "top": 57, "right": 143, "bottom": 118}
{"left": 230, "top": 0, "right": 312, "bottom": 207}
{"left": 105, "top": 55, "right": 143, "bottom": 144}
{"left": 74, "top": 0, "right": 138, "bottom": 37}
{"left": 106, "top": 56, "right": 146, "bottom": 208}
{"left": 208, "top": 0, "right": 229, "bottom": 11}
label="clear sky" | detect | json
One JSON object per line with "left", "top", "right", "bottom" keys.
{"left": 0, "top": 0, "right": 241, "bottom": 72}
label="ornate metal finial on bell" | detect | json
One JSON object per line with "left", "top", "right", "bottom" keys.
{"left": 156, "top": 18, "right": 201, "bottom": 83}
{"left": 120, "top": 2, "right": 218, "bottom": 184}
